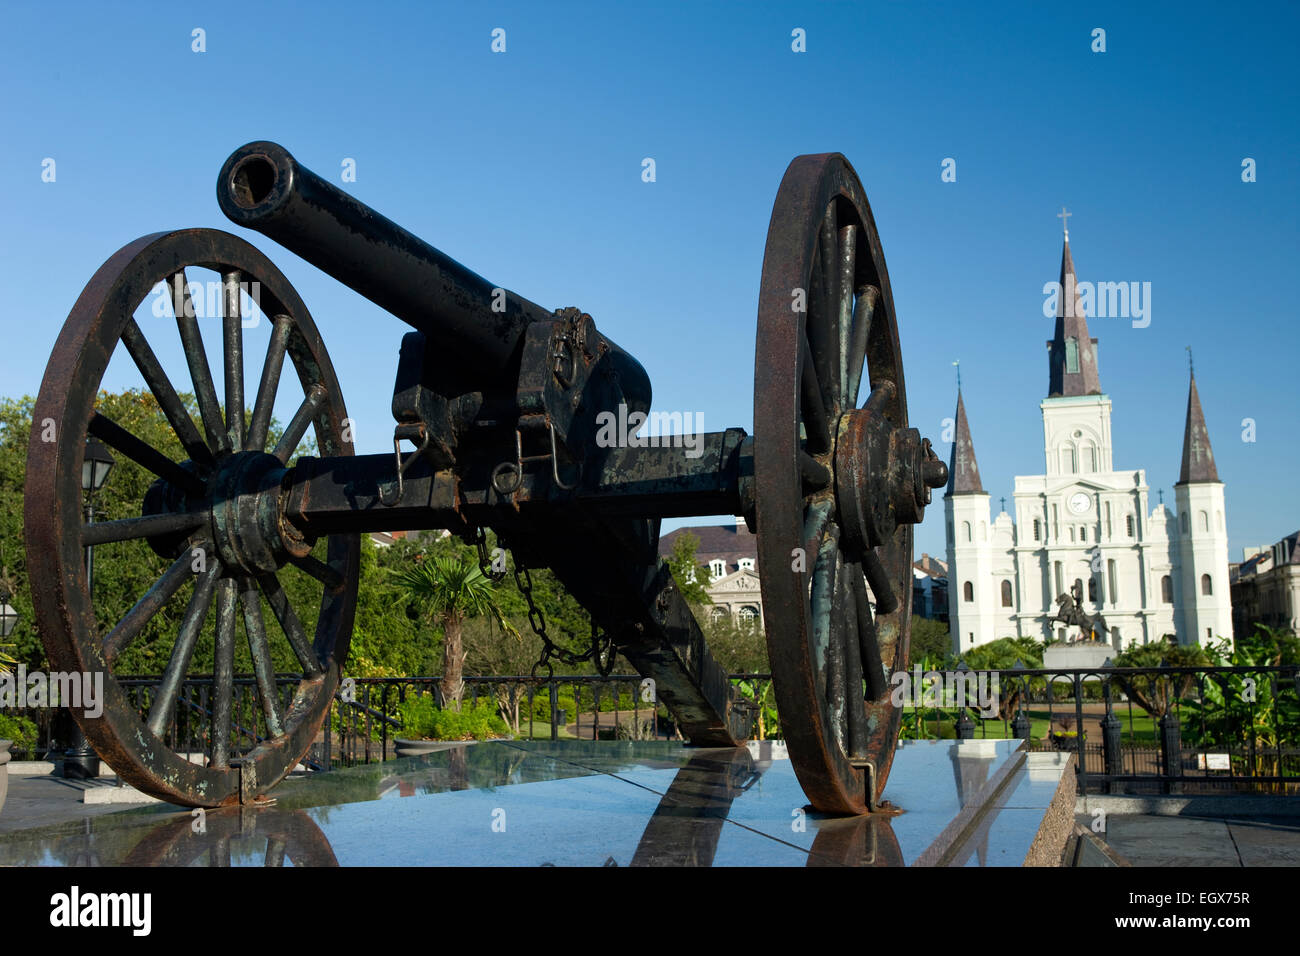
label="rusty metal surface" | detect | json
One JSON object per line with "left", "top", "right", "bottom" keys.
{"left": 24, "top": 229, "right": 358, "bottom": 807}
{"left": 754, "top": 154, "right": 945, "bottom": 814}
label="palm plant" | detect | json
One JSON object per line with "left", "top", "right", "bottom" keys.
{"left": 391, "top": 553, "right": 518, "bottom": 710}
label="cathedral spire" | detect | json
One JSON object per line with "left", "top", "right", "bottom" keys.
{"left": 1178, "top": 367, "right": 1219, "bottom": 483}
{"left": 945, "top": 389, "right": 984, "bottom": 496}
{"left": 1046, "top": 225, "right": 1102, "bottom": 397}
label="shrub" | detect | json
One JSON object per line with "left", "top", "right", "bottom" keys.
{"left": 398, "top": 696, "right": 509, "bottom": 741}
{"left": 0, "top": 713, "right": 39, "bottom": 754}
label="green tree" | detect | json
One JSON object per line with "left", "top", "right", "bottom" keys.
{"left": 391, "top": 552, "right": 518, "bottom": 709}
{"left": 909, "top": 617, "right": 954, "bottom": 667}
{"left": 963, "top": 636, "right": 1045, "bottom": 721}
{"left": 1111, "top": 639, "right": 1208, "bottom": 718}
{"left": 665, "top": 532, "right": 713, "bottom": 607}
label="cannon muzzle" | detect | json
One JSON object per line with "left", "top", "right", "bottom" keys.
{"left": 217, "top": 141, "right": 648, "bottom": 402}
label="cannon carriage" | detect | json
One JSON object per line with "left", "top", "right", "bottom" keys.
{"left": 24, "top": 142, "right": 946, "bottom": 813}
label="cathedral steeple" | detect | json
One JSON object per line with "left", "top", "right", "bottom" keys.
{"left": 1046, "top": 221, "right": 1102, "bottom": 397}
{"left": 945, "top": 389, "right": 984, "bottom": 496}
{"left": 1177, "top": 367, "right": 1219, "bottom": 484}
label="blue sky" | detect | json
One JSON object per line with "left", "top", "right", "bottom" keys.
{"left": 1, "top": 1, "right": 1296, "bottom": 562}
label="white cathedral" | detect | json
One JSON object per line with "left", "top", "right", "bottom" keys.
{"left": 944, "top": 228, "right": 1232, "bottom": 654}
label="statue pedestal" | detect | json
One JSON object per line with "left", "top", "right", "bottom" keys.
{"left": 1044, "top": 642, "right": 1114, "bottom": 670}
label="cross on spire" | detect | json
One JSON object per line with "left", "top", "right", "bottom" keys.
{"left": 1057, "top": 206, "right": 1072, "bottom": 240}
{"left": 953, "top": 359, "right": 961, "bottom": 391}
{"left": 1000, "top": 496, "right": 1006, "bottom": 513}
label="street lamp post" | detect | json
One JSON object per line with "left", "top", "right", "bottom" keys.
{"left": 59, "top": 437, "right": 115, "bottom": 780}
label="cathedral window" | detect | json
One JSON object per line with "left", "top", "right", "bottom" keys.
{"left": 1161, "top": 575, "right": 1172, "bottom": 603}
{"left": 1080, "top": 526, "right": 1087, "bottom": 543}
{"left": 1088, "top": 578, "right": 1098, "bottom": 603}
{"left": 1069, "top": 527, "right": 1075, "bottom": 543}
{"left": 710, "top": 607, "right": 728, "bottom": 623}
{"left": 1033, "top": 519, "right": 1041, "bottom": 541}
{"left": 1126, "top": 514, "right": 1135, "bottom": 538}
{"left": 963, "top": 521, "right": 972, "bottom": 543}
{"left": 1201, "top": 574, "right": 1212, "bottom": 596}
{"left": 1054, "top": 562, "right": 1063, "bottom": 596}
{"left": 1065, "top": 337, "right": 1080, "bottom": 373}
{"left": 1001, "top": 580, "right": 1013, "bottom": 607}
{"left": 1180, "top": 512, "right": 1189, "bottom": 533}
{"left": 1064, "top": 446, "right": 1077, "bottom": 473}
{"left": 963, "top": 581, "right": 974, "bottom": 602}
{"left": 1199, "top": 511, "right": 1209, "bottom": 533}
{"left": 1105, "top": 503, "right": 1112, "bottom": 539}
{"left": 1085, "top": 445, "right": 1096, "bottom": 472}
{"left": 1108, "top": 560, "right": 1118, "bottom": 604}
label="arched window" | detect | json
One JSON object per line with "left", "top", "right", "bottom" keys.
{"left": 737, "top": 605, "right": 760, "bottom": 625}
{"left": 1126, "top": 514, "right": 1135, "bottom": 538}
{"left": 1161, "top": 574, "right": 1172, "bottom": 603}
{"left": 1085, "top": 444, "right": 1096, "bottom": 472}
{"left": 1199, "top": 511, "right": 1209, "bottom": 532}
{"left": 1033, "top": 518, "right": 1042, "bottom": 542}
{"left": 963, "top": 581, "right": 974, "bottom": 602}
{"left": 1180, "top": 512, "right": 1189, "bottom": 533}
{"left": 1001, "top": 580, "right": 1013, "bottom": 607}
{"left": 1088, "top": 578, "right": 1098, "bottom": 603}
{"left": 1080, "top": 526, "right": 1087, "bottom": 543}
{"left": 1069, "top": 527, "right": 1075, "bottom": 543}
{"left": 1201, "top": 574, "right": 1212, "bottom": 596}
{"left": 1065, "top": 446, "right": 1077, "bottom": 473}
{"left": 1065, "top": 336, "right": 1080, "bottom": 373}
{"left": 1108, "top": 560, "right": 1118, "bottom": 604}
{"left": 710, "top": 606, "right": 728, "bottom": 623}
{"left": 963, "top": 521, "right": 972, "bottom": 543}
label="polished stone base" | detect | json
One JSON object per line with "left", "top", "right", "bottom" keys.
{"left": 0, "top": 738, "right": 1074, "bottom": 866}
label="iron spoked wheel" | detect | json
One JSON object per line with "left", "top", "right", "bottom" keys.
{"left": 25, "top": 228, "right": 358, "bottom": 807}
{"left": 125, "top": 809, "right": 339, "bottom": 867}
{"left": 754, "top": 154, "right": 945, "bottom": 815}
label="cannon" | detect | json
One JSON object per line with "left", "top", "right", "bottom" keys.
{"left": 24, "top": 142, "right": 947, "bottom": 813}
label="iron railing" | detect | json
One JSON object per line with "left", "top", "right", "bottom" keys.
{"left": 3, "top": 665, "right": 1295, "bottom": 795}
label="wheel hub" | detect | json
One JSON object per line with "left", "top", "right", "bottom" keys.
{"left": 210, "top": 451, "right": 312, "bottom": 574}
{"left": 834, "top": 402, "right": 948, "bottom": 554}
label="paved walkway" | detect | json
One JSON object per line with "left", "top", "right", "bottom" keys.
{"left": 0, "top": 765, "right": 167, "bottom": 835}
{"left": 1076, "top": 812, "right": 1300, "bottom": 866}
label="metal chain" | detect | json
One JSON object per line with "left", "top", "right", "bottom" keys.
{"left": 475, "top": 527, "right": 506, "bottom": 582}
{"left": 513, "top": 553, "right": 616, "bottom": 679}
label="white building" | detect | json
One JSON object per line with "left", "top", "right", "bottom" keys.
{"left": 945, "top": 230, "right": 1232, "bottom": 654}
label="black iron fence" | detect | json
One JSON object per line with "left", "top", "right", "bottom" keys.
{"left": 3, "top": 665, "right": 1296, "bottom": 795}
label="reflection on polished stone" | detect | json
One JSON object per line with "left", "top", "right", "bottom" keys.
{"left": 0, "top": 739, "right": 1070, "bottom": 866}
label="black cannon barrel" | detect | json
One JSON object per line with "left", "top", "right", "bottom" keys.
{"left": 216, "top": 141, "right": 649, "bottom": 402}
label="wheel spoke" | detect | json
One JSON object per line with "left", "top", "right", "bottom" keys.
{"left": 82, "top": 511, "right": 205, "bottom": 547}
{"left": 851, "top": 568, "right": 888, "bottom": 700}
{"left": 248, "top": 315, "right": 293, "bottom": 452}
{"left": 222, "top": 270, "right": 246, "bottom": 451}
{"left": 842, "top": 561, "right": 868, "bottom": 756}
{"left": 862, "top": 379, "right": 896, "bottom": 422}
{"left": 835, "top": 224, "right": 857, "bottom": 403}
{"left": 170, "top": 271, "right": 230, "bottom": 456}
{"left": 120, "top": 318, "right": 214, "bottom": 468}
{"left": 240, "top": 577, "right": 285, "bottom": 737}
{"left": 103, "top": 550, "right": 196, "bottom": 666}
{"left": 800, "top": 334, "right": 831, "bottom": 455}
{"left": 798, "top": 450, "right": 831, "bottom": 491}
{"left": 862, "top": 547, "right": 898, "bottom": 616}
{"left": 257, "top": 573, "right": 321, "bottom": 676}
{"left": 146, "top": 562, "right": 220, "bottom": 737}
{"left": 288, "top": 552, "right": 345, "bottom": 592}
{"left": 211, "top": 578, "right": 237, "bottom": 769}
{"left": 813, "top": 526, "right": 844, "bottom": 750}
{"left": 808, "top": 237, "right": 838, "bottom": 418}
{"left": 845, "top": 285, "right": 878, "bottom": 408}
{"left": 273, "top": 384, "right": 327, "bottom": 464}
{"left": 88, "top": 412, "right": 206, "bottom": 497}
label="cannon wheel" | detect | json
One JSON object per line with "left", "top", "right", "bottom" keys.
{"left": 755, "top": 154, "right": 914, "bottom": 814}
{"left": 25, "top": 228, "right": 358, "bottom": 807}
